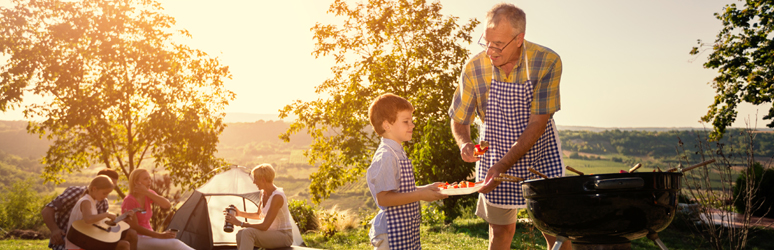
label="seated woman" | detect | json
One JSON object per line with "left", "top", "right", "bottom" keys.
{"left": 225, "top": 164, "right": 294, "bottom": 250}
{"left": 122, "top": 169, "right": 193, "bottom": 250}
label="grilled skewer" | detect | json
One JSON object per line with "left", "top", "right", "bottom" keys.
{"left": 528, "top": 167, "right": 550, "bottom": 179}
{"left": 628, "top": 163, "right": 642, "bottom": 173}
{"left": 565, "top": 166, "right": 584, "bottom": 175}
{"left": 498, "top": 173, "right": 525, "bottom": 182}
{"left": 494, "top": 177, "right": 521, "bottom": 183}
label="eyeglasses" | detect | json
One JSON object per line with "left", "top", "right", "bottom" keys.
{"left": 478, "top": 33, "right": 519, "bottom": 53}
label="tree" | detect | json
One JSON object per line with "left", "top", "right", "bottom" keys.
{"left": 691, "top": 0, "right": 774, "bottom": 140}
{"left": 279, "top": 0, "right": 478, "bottom": 219}
{"left": 0, "top": 0, "right": 235, "bottom": 196}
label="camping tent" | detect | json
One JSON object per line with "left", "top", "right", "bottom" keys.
{"left": 166, "top": 166, "right": 303, "bottom": 249}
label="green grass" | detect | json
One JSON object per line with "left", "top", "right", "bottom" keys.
{"left": 300, "top": 215, "right": 738, "bottom": 250}
{"left": 563, "top": 158, "right": 632, "bottom": 175}
{"left": 0, "top": 239, "right": 48, "bottom": 250}
{"left": 5, "top": 220, "right": 774, "bottom": 250}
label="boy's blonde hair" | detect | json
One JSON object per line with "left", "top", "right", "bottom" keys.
{"left": 252, "top": 164, "right": 276, "bottom": 183}
{"left": 128, "top": 168, "right": 150, "bottom": 195}
{"left": 87, "top": 175, "right": 114, "bottom": 194}
{"left": 368, "top": 93, "right": 414, "bottom": 136}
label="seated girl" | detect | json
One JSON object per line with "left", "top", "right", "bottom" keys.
{"left": 224, "top": 164, "right": 294, "bottom": 250}
{"left": 65, "top": 175, "right": 135, "bottom": 250}
{"left": 122, "top": 169, "right": 193, "bottom": 250}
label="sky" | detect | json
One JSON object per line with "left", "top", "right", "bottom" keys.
{"left": 0, "top": 0, "right": 769, "bottom": 129}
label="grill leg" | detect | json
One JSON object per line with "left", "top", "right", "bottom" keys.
{"left": 647, "top": 232, "right": 669, "bottom": 250}
{"left": 552, "top": 235, "right": 570, "bottom": 250}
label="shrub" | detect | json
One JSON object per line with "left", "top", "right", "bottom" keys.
{"left": 0, "top": 178, "right": 54, "bottom": 230}
{"left": 317, "top": 209, "right": 340, "bottom": 239}
{"left": 421, "top": 202, "right": 445, "bottom": 226}
{"left": 288, "top": 199, "right": 319, "bottom": 232}
{"left": 733, "top": 162, "right": 774, "bottom": 218}
{"left": 569, "top": 152, "right": 581, "bottom": 159}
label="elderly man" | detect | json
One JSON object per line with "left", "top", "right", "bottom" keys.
{"left": 448, "top": 3, "right": 571, "bottom": 250}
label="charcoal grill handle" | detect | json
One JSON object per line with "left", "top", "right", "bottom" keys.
{"left": 594, "top": 177, "right": 644, "bottom": 190}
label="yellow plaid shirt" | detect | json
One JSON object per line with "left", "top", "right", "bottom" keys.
{"left": 448, "top": 40, "right": 562, "bottom": 125}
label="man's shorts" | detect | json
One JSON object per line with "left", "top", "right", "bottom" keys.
{"left": 475, "top": 193, "right": 520, "bottom": 225}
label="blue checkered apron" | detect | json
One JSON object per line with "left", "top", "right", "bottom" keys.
{"left": 478, "top": 53, "right": 564, "bottom": 207}
{"left": 384, "top": 145, "right": 422, "bottom": 250}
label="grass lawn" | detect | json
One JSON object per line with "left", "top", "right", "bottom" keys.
{"left": 5, "top": 220, "right": 774, "bottom": 250}
{"left": 301, "top": 216, "right": 774, "bottom": 250}
{"left": 0, "top": 239, "right": 48, "bottom": 250}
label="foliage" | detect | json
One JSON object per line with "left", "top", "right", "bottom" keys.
{"left": 0, "top": 159, "right": 52, "bottom": 193}
{"left": 278, "top": 0, "right": 478, "bottom": 218}
{"left": 148, "top": 172, "right": 182, "bottom": 231}
{"left": 420, "top": 202, "right": 446, "bottom": 226}
{"left": 733, "top": 162, "right": 774, "bottom": 218}
{"left": 289, "top": 199, "right": 320, "bottom": 233}
{"left": 677, "top": 128, "right": 763, "bottom": 250}
{"left": 317, "top": 209, "right": 342, "bottom": 239}
{"left": 0, "top": 178, "right": 55, "bottom": 230}
{"left": 558, "top": 129, "right": 774, "bottom": 161}
{"left": 0, "top": 0, "right": 235, "bottom": 195}
{"left": 689, "top": 0, "right": 774, "bottom": 140}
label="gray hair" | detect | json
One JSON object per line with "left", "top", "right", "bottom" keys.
{"left": 486, "top": 3, "right": 526, "bottom": 36}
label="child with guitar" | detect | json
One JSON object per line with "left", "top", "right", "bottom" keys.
{"left": 122, "top": 168, "right": 193, "bottom": 250}
{"left": 65, "top": 175, "right": 135, "bottom": 250}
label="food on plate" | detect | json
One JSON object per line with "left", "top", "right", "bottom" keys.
{"left": 437, "top": 181, "right": 480, "bottom": 189}
{"left": 474, "top": 141, "right": 489, "bottom": 156}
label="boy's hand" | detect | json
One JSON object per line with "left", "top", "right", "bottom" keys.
{"left": 106, "top": 212, "right": 117, "bottom": 221}
{"left": 419, "top": 182, "right": 448, "bottom": 201}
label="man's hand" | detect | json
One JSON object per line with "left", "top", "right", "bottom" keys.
{"left": 49, "top": 228, "right": 65, "bottom": 245}
{"left": 478, "top": 163, "right": 509, "bottom": 193}
{"left": 459, "top": 143, "right": 480, "bottom": 163}
{"left": 418, "top": 182, "right": 448, "bottom": 201}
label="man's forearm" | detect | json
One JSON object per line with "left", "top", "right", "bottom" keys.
{"left": 41, "top": 206, "right": 60, "bottom": 231}
{"left": 498, "top": 114, "right": 550, "bottom": 169}
{"left": 451, "top": 120, "right": 473, "bottom": 147}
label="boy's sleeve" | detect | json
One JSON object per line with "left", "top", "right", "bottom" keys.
{"left": 367, "top": 153, "right": 400, "bottom": 195}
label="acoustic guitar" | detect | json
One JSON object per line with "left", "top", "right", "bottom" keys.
{"left": 66, "top": 208, "right": 144, "bottom": 250}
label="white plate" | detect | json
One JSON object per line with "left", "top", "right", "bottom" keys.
{"left": 439, "top": 185, "right": 482, "bottom": 195}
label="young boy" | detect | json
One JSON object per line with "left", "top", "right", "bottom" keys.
{"left": 366, "top": 93, "right": 447, "bottom": 250}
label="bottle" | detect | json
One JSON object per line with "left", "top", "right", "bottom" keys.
{"left": 224, "top": 205, "right": 236, "bottom": 233}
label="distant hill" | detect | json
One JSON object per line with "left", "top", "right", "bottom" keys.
{"left": 224, "top": 113, "right": 300, "bottom": 123}
{"left": 0, "top": 120, "right": 50, "bottom": 158}
{"left": 2, "top": 117, "right": 771, "bottom": 160}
